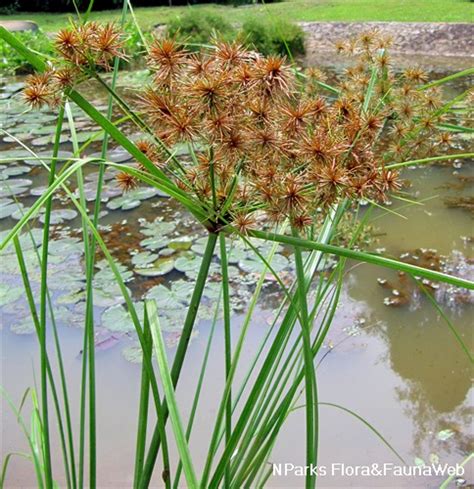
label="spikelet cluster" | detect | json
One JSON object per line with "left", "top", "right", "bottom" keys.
{"left": 22, "top": 22, "right": 127, "bottom": 108}
{"left": 22, "top": 25, "right": 468, "bottom": 233}
{"left": 134, "top": 35, "right": 405, "bottom": 231}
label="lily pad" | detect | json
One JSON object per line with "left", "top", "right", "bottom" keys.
{"left": 131, "top": 251, "right": 159, "bottom": 267}
{"left": 1, "top": 165, "right": 31, "bottom": 178}
{"left": 140, "top": 235, "right": 170, "bottom": 251}
{"left": 168, "top": 238, "right": 192, "bottom": 251}
{"left": 0, "top": 284, "right": 24, "bottom": 306}
{"left": 47, "top": 237, "right": 83, "bottom": 256}
{"left": 0, "top": 178, "right": 33, "bottom": 198}
{"left": 0, "top": 199, "right": 22, "bottom": 219}
{"left": 107, "top": 196, "right": 140, "bottom": 211}
{"left": 122, "top": 343, "right": 143, "bottom": 363}
{"left": 135, "top": 256, "right": 175, "bottom": 277}
{"left": 107, "top": 187, "right": 159, "bottom": 211}
{"left": 94, "top": 260, "right": 133, "bottom": 286}
{"left": 70, "top": 130, "right": 103, "bottom": 143}
{"left": 95, "top": 284, "right": 128, "bottom": 307}
{"left": 191, "top": 237, "right": 209, "bottom": 255}
{"left": 39, "top": 208, "right": 78, "bottom": 225}
{"left": 140, "top": 218, "right": 176, "bottom": 236}
{"left": 11, "top": 317, "right": 35, "bottom": 335}
{"left": 101, "top": 303, "right": 142, "bottom": 333}
{"left": 31, "top": 133, "right": 69, "bottom": 146}
{"left": 146, "top": 280, "right": 193, "bottom": 309}
{"left": 238, "top": 253, "right": 289, "bottom": 273}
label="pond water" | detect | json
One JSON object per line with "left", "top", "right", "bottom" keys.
{"left": 1, "top": 56, "right": 473, "bottom": 488}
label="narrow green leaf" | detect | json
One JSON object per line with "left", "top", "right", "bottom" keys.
{"left": 419, "top": 67, "right": 474, "bottom": 90}
{"left": 386, "top": 152, "right": 474, "bottom": 170}
{"left": 146, "top": 300, "right": 198, "bottom": 489}
{"left": 249, "top": 230, "right": 474, "bottom": 290}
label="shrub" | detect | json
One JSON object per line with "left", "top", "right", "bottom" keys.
{"left": 0, "top": 1, "right": 19, "bottom": 14}
{"left": 166, "top": 10, "right": 236, "bottom": 49}
{"left": 241, "top": 17, "right": 306, "bottom": 57}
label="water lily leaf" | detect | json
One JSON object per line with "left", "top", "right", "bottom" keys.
{"left": 70, "top": 130, "right": 103, "bottom": 143}
{"left": 39, "top": 208, "right": 77, "bottom": 225}
{"left": 0, "top": 284, "right": 24, "bottom": 306}
{"left": 82, "top": 180, "right": 122, "bottom": 201}
{"left": 140, "top": 235, "right": 170, "bottom": 251}
{"left": 94, "top": 260, "right": 133, "bottom": 286}
{"left": 202, "top": 281, "right": 221, "bottom": 302}
{"left": 159, "top": 248, "right": 175, "bottom": 257}
{"left": 11, "top": 317, "right": 35, "bottom": 335}
{"left": 47, "top": 237, "right": 83, "bottom": 256}
{"left": 0, "top": 199, "right": 22, "bottom": 219}
{"left": 101, "top": 303, "right": 142, "bottom": 333}
{"left": 107, "top": 149, "right": 133, "bottom": 163}
{"left": 131, "top": 251, "right": 159, "bottom": 267}
{"left": 135, "top": 256, "right": 174, "bottom": 277}
{"left": 56, "top": 289, "right": 85, "bottom": 305}
{"left": 30, "top": 124, "right": 61, "bottom": 135}
{"left": 171, "top": 280, "right": 194, "bottom": 302}
{"left": 437, "top": 429, "right": 455, "bottom": 441}
{"left": 168, "top": 238, "right": 192, "bottom": 251}
{"left": 227, "top": 247, "right": 250, "bottom": 264}
{"left": 93, "top": 284, "right": 128, "bottom": 308}
{"left": 1, "top": 228, "right": 42, "bottom": 256}
{"left": 3, "top": 133, "right": 32, "bottom": 143}
{"left": 146, "top": 280, "right": 193, "bottom": 310}
{"left": 107, "top": 187, "right": 159, "bottom": 210}
{"left": 175, "top": 252, "right": 199, "bottom": 274}
{"left": 122, "top": 343, "right": 143, "bottom": 363}
{"left": 238, "top": 253, "right": 289, "bottom": 273}
{"left": 107, "top": 196, "right": 140, "bottom": 211}
{"left": 30, "top": 185, "right": 49, "bottom": 196}
{"left": 140, "top": 218, "right": 176, "bottom": 237}
{"left": 1, "top": 165, "right": 31, "bottom": 178}
{"left": 191, "top": 236, "right": 209, "bottom": 255}
{"left": 31, "top": 133, "right": 69, "bottom": 146}
{"left": 0, "top": 178, "right": 33, "bottom": 197}
{"left": 33, "top": 150, "right": 73, "bottom": 165}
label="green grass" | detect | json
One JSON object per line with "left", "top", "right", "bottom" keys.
{"left": 1, "top": 0, "right": 472, "bottom": 32}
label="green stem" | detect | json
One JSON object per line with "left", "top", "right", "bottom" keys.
{"left": 13, "top": 236, "right": 72, "bottom": 489}
{"left": 290, "top": 227, "right": 317, "bottom": 489}
{"left": 38, "top": 102, "right": 65, "bottom": 487}
{"left": 134, "top": 309, "right": 152, "bottom": 488}
{"left": 140, "top": 232, "right": 218, "bottom": 488}
{"left": 219, "top": 233, "right": 232, "bottom": 488}
{"left": 173, "top": 285, "right": 223, "bottom": 489}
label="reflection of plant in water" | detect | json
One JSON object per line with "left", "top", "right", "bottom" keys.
{"left": 396, "top": 381, "right": 473, "bottom": 460}
{"left": 1, "top": 16, "right": 473, "bottom": 489}
{"left": 363, "top": 296, "right": 474, "bottom": 459}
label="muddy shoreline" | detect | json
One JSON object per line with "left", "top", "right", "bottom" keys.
{"left": 301, "top": 21, "right": 474, "bottom": 59}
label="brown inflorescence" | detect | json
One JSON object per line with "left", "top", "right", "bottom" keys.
{"left": 22, "top": 25, "right": 469, "bottom": 234}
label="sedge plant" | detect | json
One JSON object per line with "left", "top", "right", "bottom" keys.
{"left": 0, "top": 13, "right": 473, "bottom": 489}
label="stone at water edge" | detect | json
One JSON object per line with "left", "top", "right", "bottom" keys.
{"left": 0, "top": 20, "right": 39, "bottom": 32}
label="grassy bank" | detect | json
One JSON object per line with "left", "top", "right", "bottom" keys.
{"left": 1, "top": 0, "right": 473, "bottom": 32}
